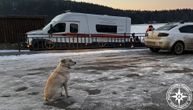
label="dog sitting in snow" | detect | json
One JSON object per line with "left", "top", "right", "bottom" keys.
{"left": 44, "top": 59, "right": 76, "bottom": 103}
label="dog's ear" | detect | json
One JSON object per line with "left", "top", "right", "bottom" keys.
{"left": 60, "top": 59, "right": 66, "bottom": 64}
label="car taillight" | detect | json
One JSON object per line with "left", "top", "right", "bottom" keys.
{"left": 158, "top": 33, "right": 169, "bottom": 37}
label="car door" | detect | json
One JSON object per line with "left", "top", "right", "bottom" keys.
{"left": 51, "top": 23, "right": 66, "bottom": 35}
{"left": 179, "top": 25, "right": 193, "bottom": 49}
{"left": 47, "top": 23, "right": 66, "bottom": 43}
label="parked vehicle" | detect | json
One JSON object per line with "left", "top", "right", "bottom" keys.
{"left": 26, "top": 12, "right": 133, "bottom": 50}
{"left": 144, "top": 22, "right": 193, "bottom": 55}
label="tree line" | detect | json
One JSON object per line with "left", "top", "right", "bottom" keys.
{"left": 0, "top": 0, "right": 193, "bottom": 24}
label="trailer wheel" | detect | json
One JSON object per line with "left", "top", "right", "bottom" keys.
{"left": 31, "top": 40, "right": 40, "bottom": 50}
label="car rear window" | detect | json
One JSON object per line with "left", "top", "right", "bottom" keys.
{"left": 179, "top": 25, "right": 193, "bottom": 33}
{"left": 156, "top": 24, "right": 177, "bottom": 31}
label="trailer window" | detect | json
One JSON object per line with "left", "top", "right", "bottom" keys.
{"left": 70, "top": 23, "right": 78, "bottom": 33}
{"left": 50, "top": 23, "right": 66, "bottom": 33}
{"left": 96, "top": 25, "right": 117, "bottom": 33}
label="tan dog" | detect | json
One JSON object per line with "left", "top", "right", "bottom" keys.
{"left": 44, "top": 59, "right": 76, "bottom": 103}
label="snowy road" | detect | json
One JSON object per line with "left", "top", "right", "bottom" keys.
{"left": 1, "top": 49, "right": 193, "bottom": 110}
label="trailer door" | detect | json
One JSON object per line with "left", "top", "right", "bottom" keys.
{"left": 65, "top": 22, "right": 80, "bottom": 33}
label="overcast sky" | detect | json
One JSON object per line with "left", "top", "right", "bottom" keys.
{"left": 75, "top": 0, "right": 193, "bottom": 10}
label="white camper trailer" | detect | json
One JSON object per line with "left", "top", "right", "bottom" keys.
{"left": 26, "top": 12, "right": 131, "bottom": 50}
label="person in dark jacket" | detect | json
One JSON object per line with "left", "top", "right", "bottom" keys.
{"left": 146, "top": 25, "right": 155, "bottom": 33}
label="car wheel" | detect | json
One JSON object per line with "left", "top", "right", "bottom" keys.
{"left": 31, "top": 39, "right": 47, "bottom": 50}
{"left": 31, "top": 40, "right": 39, "bottom": 50}
{"left": 149, "top": 48, "right": 160, "bottom": 53}
{"left": 172, "top": 42, "right": 184, "bottom": 55}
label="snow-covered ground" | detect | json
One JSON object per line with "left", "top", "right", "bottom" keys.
{"left": 1, "top": 23, "right": 193, "bottom": 110}
{"left": 1, "top": 49, "right": 193, "bottom": 110}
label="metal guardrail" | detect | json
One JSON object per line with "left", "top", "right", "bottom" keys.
{"left": 26, "top": 33, "right": 146, "bottom": 50}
